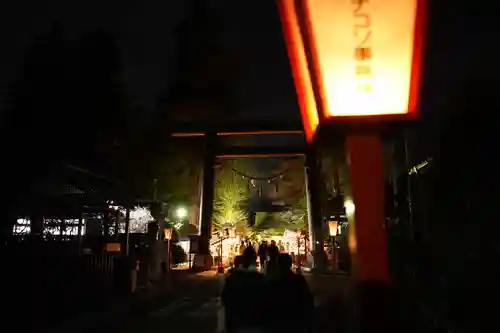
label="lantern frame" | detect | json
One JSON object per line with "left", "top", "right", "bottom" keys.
{"left": 164, "top": 227, "right": 173, "bottom": 241}
{"left": 278, "top": 0, "right": 428, "bottom": 143}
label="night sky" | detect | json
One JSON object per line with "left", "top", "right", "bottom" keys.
{"left": 0, "top": 1, "right": 494, "bottom": 132}
{"left": 1, "top": 4, "right": 496, "bottom": 330}
{"left": 0, "top": 0, "right": 299, "bottom": 124}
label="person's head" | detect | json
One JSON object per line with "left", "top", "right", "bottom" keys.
{"left": 278, "top": 253, "right": 293, "bottom": 271}
{"left": 241, "top": 241, "right": 245, "bottom": 245}
{"left": 241, "top": 252, "right": 254, "bottom": 269}
{"left": 271, "top": 240, "right": 276, "bottom": 246}
{"left": 234, "top": 255, "right": 243, "bottom": 268}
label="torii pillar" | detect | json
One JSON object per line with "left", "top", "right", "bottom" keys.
{"left": 305, "top": 148, "right": 326, "bottom": 272}
{"left": 194, "top": 132, "right": 216, "bottom": 270}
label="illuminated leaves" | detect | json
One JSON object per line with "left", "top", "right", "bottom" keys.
{"left": 212, "top": 160, "right": 251, "bottom": 234}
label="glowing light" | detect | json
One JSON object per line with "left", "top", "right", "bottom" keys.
{"left": 164, "top": 228, "right": 173, "bottom": 240}
{"left": 328, "top": 220, "right": 338, "bottom": 237}
{"left": 308, "top": 0, "right": 419, "bottom": 116}
{"left": 176, "top": 207, "right": 188, "bottom": 219}
{"left": 344, "top": 200, "right": 355, "bottom": 215}
{"left": 12, "top": 218, "right": 86, "bottom": 236}
{"left": 278, "top": 0, "right": 426, "bottom": 141}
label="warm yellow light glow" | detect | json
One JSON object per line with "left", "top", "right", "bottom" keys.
{"left": 176, "top": 207, "right": 188, "bottom": 219}
{"left": 164, "top": 228, "right": 173, "bottom": 240}
{"left": 278, "top": 0, "right": 425, "bottom": 131}
{"left": 328, "top": 221, "right": 338, "bottom": 236}
{"left": 305, "top": 0, "right": 418, "bottom": 116}
{"left": 344, "top": 199, "right": 355, "bottom": 215}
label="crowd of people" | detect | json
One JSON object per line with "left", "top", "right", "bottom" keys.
{"left": 221, "top": 240, "right": 314, "bottom": 333}
{"left": 226, "top": 240, "right": 287, "bottom": 270}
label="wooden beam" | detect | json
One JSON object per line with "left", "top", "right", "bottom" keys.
{"left": 216, "top": 130, "right": 303, "bottom": 136}
{"left": 171, "top": 130, "right": 304, "bottom": 137}
{"left": 217, "top": 153, "right": 305, "bottom": 158}
{"left": 215, "top": 146, "right": 306, "bottom": 158}
{"left": 168, "top": 120, "right": 304, "bottom": 135}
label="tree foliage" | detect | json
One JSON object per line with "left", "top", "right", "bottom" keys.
{"left": 212, "top": 160, "right": 251, "bottom": 235}
{"left": 177, "top": 222, "right": 198, "bottom": 237}
{"left": 248, "top": 194, "right": 309, "bottom": 240}
{"left": 1, "top": 25, "right": 133, "bottom": 233}
{"left": 279, "top": 195, "right": 308, "bottom": 232}
{"left": 120, "top": 137, "right": 202, "bottom": 203}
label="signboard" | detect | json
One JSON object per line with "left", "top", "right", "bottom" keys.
{"left": 278, "top": 0, "right": 427, "bottom": 141}
{"left": 104, "top": 242, "right": 121, "bottom": 252}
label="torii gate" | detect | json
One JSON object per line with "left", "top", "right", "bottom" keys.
{"left": 170, "top": 120, "right": 326, "bottom": 271}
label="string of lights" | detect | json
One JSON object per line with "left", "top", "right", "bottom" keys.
{"left": 227, "top": 165, "right": 305, "bottom": 201}
{"left": 230, "top": 167, "right": 289, "bottom": 181}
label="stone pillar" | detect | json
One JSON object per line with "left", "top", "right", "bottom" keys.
{"left": 305, "top": 149, "right": 325, "bottom": 272}
{"left": 146, "top": 221, "right": 160, "bottom": 281}
{"left": 149, "top": 202, "right": 167, "bottom": 280}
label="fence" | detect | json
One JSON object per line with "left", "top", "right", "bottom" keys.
{"left": 3, "top": 242, "right": 129, "bottom": 328}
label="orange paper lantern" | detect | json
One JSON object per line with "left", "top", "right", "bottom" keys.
{"left": 278, "top": 0, "right": 427, "bottom": 142}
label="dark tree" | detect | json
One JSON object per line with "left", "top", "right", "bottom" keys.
{"left": 69, "top": 29, "right": 131, "bottom": 175}
{"left": 1, "top": 23, "right": 71, "bottom": 236}
{"left": 156, "top": 0, "right": 243, "bottom": 125}
{"left": 1, "top": 24, "right": 132, "bottom": 237}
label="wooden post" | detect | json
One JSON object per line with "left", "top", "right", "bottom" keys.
{"left": 346, "top": 134, "right": 390, "bottom": 332}
{"left": 59, "top": 218, "right": 66, "bottom": 241}
{"left": 124, "top": 207, "right": 131, "bottom": 256}
{"left": 29, "top": 214, "right": 44, "bottom": 238}
{"left": 77, "top": 214, "right": 84, "bottom": 254}
{"left": 114, "top": 210, "right": 120, "bottom": 239}
{"left": 199, "top": 133, "right": 216, "bottom": 256}
{"left": 332, "top": 235, "right": 337, "bottom": 275}
{"left": 103, "top": 211, "right": 110, "bottom": 237}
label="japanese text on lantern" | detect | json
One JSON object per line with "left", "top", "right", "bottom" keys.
{"left": 353, "top": 0, "right": 372, "bottom": 94}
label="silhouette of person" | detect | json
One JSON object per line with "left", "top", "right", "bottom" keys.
{"left": 258, "top": 241, "right": 268, "bottom": 273}
{"left": 222, "top": 252, "right": 271, "bottom": 333}
{"left": 243, "top": 242, "right": 257, "bottom": 267}
{"left": 239, "top": 241, "right": 246, "bottom": 255}
{"left": 269, "top": 253, "right": 314, "bottom": 333}
{"left": 266, "top": 240, "right": 280, "bottom": 276}
{"left": 278, "top": 240, "right": 285, "bottom": 253}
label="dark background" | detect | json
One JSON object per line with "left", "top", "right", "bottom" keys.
{"left": 0, "top": 1, "right": 498, "bottom": 330}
